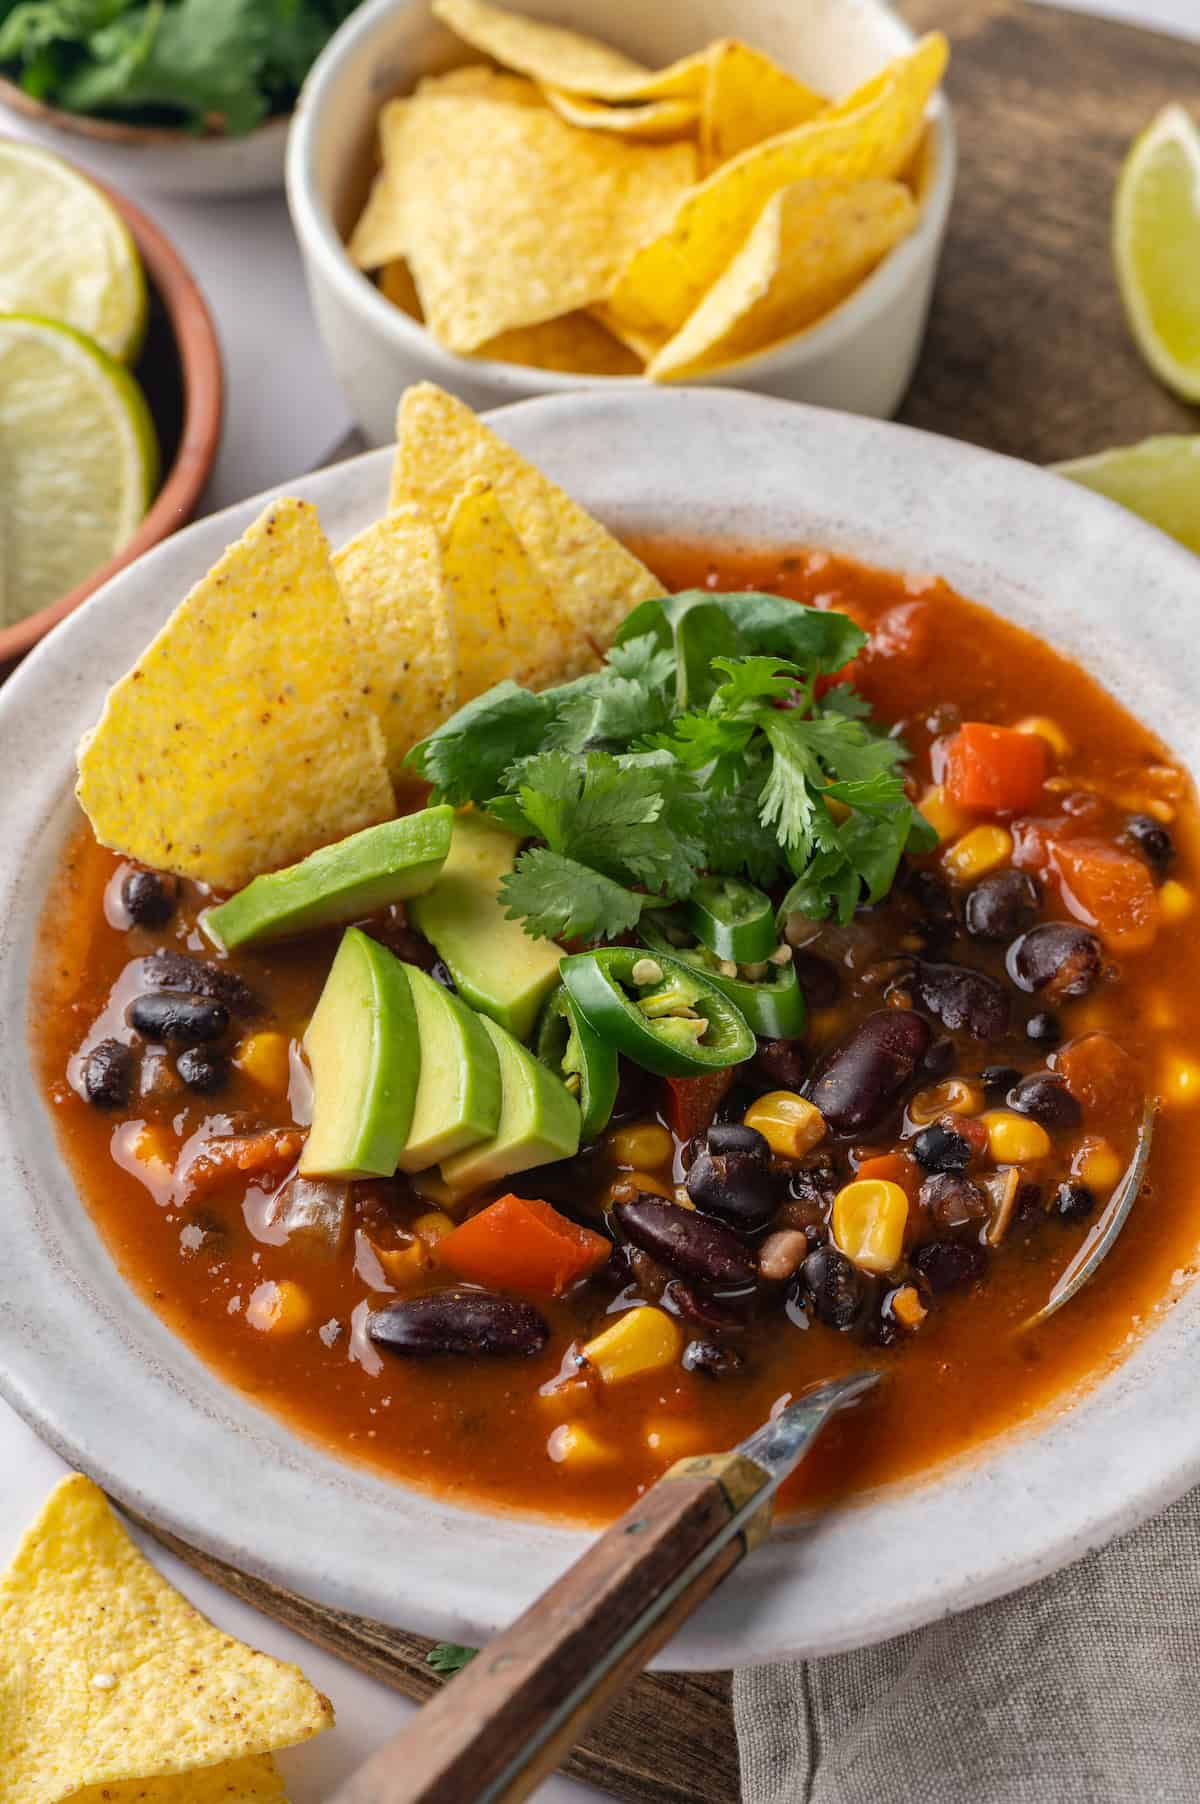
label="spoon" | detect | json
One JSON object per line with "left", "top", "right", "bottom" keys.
{"left": 333, "top": 1368, "right": 880, "bottom": 1804}
{"left": 1024, "top": 1096, "right": 1157, "bottom": 1329}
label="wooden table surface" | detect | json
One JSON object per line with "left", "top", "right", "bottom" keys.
{"left": 122, "top": 2, "right": 1200, "bottom": 1798}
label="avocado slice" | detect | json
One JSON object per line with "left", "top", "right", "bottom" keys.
{"left": 205, "top": 807, "right": 454, "bottom": 950}
{"left": 397, "top": 967, "right": 503, "bottom": 1170}
{"left": 409, "top": 812, "right": 561, "bottom": 1041}
{"left": 300, "top": 928, "right": 419, "bottom": 1179}
{"left": 440, "top": 1014, "right": 580, "bottom": 1194}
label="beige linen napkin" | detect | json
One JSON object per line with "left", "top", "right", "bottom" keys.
{"left": 734, "top": 1488, "right": 1200, "bottom": 1802}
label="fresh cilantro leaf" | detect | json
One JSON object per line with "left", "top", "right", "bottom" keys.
{"left": 508, "top": 751, "right": 698, "bottom": 899}
{"left": 501, "top": 849, "right": 645, "bottom": 944}
{"left": 426, "top": 1643, "right": 478, "bottom": 1676}
{"left": 708, "top": 655, "right": 804, "bottom": 712}
{"left": 614, "top": 591, "right": 867, "bottom": 681}
{"left": 603, "top": 632, "right": 676, "bottom": 691}
{"left": 407, "top": 682, "right": 556, "bottom": 804}
{"left": 543, "top": 673, "right": 671, "bottom": 752}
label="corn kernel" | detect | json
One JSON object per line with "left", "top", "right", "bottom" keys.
{"left": 608, "top": 1122, "right": 674, "bottom": 1170}
{"left": 547, "top": 1422, "right": 617, "bottom": 1467}
{"left": 743, "top": 1092, "right": 827, "bottom": 1159}
{"left": 412, "top": 1209, "right": 455, "bottom": 1247}
{"left": 644, "top": 1419, "right": 708, "bottom": 1460}
{"left": 412, "top": 1169, "right": 470, "bottom": 1212}
{"left": 1014, "top": 716, "right": 1071, "bottom": 760}
{"left": 981, "top": 1110, "right": 1051, "bottom": 1164}
{"left": 374, "top": 1241, "right": 430, "bottom": 1288}
{"left": 245, "top": 1278, "right": 311, "bottom": 1335}
{"left": 581, "top": 1306, "right": 682, "bottom": 1384}
{"left": 605, "top": 1169, "right": 672, "bottom": 1209}
{"left": 890, "top": 1284, "right": 927, "bottom": 1330}
{"left": 832, "top": 1179, "right": 908, "bottom": 1275}
{"left": 234, "top": 1031, "right": 292, "bottom": 1097}
{"left": 909, "top": 1079, "right": 984, "bottom": 1125}
{"left": 1072, "top": 1136, "right": 1122, "bottom": 1193}
{"left": 919, "top": 784, "right": 972, "bottom": 843}
{"left": 1162, "top": 1055, "right": 1200, "bottom": 1107}
{"left": 1159, "top": 880, "right": 1193, "bottom": 926}
{"left": 942, "top": 825, "right": 1013, "bottom": 883}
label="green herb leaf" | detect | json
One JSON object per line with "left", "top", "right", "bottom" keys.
{"left": 426, "top": 1643, "right": 478, "bottom": 1676}
{"left": 407, "top": 682, "right": 556, "bottom": 803}
{"left": 501, "top": 849, "right": 646, "bottom": 944}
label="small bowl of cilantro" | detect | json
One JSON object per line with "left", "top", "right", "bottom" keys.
{"left": 0, "top": 0, "right": 360, "bottom": 197}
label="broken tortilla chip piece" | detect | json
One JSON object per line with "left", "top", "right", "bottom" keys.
{"left": 443, "top": 478, "right": 575, "bottom": 697}
{"left": 379, "top": 258, "right": 423, "bottom": 317}
{"left": 348, "top": 165, "right": 405, "bottom": 270}
{"left": 334, "top": 505, "right": 457, "bottom": 787}
{"left": 700, "top": 40, "right": 826, "bottom": 168}
{"left": 605, "top": 32, "right": 947, "bottom": 337}
{"left": 542, "top": 87, "right": 698, "bottom": 140}
{"left": 76, "top": 496, "right": 395, "bottom": 892}
{"left": 386, "top": 93, "right": 695, "bottom": 351}
{"left": 0, "top": 1476, "right": 331, "bottom": 1804}
{"left": 474, "top": 310, "right": 642, "bottom": 373}
{"left": 390, "top": 383, "right": 661, "bottom": 656}
{"left": 647, "top": 178, "right": 918, "bottom": 381}
{"left": 431, "top": 0, "right": 653, "bottom": 95}
{"left": 70, "top": 1754, "right": 287, "bottom": 1803}
{"left": 416, "top": 63, "right": 545, "bottom": 105}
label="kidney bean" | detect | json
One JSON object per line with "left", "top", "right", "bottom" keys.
{"left": 686, "top": 1126, "right": 775, "bottom": 1230}
{"left": 368, "top": 1291, "right": 549, "bottom": 1357}
{"left": 911, "top": 1239, "right": 987, "bottom": 1292}
{"left": 175, "top": 1047, "right": 229, "bottom": 1094}
{"left": 1123, "top": 813, "right": 1174, "bottom": 881}
{"left": 753, "top": 1037, "right": 808, "bottom": 1091}
{"left": 912, "top": 1123, "right": 972, "bottom": 1171}
{"left": 1026, "top": 1010, "right": 1062, "bottom": 1047}
{"left": 122, "top": 869, "right": 177, "bottom": 927}
{"left": 1055, "top": 1181, "right": 1096, "bottom": 1221}
{"left": 663, "top": 1279, "right": 748, "bottom": 1335}
{"left": 682, "top": 1339, "right": 744, "bottom": 1378}
{"left": 798, "top": 1245, "right": 864, "bottom": 1330}
{"left": 806, "top": 1009, "right": 931, "bottom": 1134}
{"left": 918, "top": 1173, "right": 989, "bottom": 1229}
{"left": 616, "top": 1197, "right": 757, "bottom": 1286}
{"left": 912, "top": 961, "right": 1010, "bottom": 1039}
{"left": 128, "top": 993, "right": 229, "bottom": 1044}
{"left": 964, "top": 870, "right": 1041, "bottom": 941}
{"left": 1009, "top": 1071, "right": 1082, "bottom": 1131}
{"left": 82, "top": 1038, "right": 135, "bottom": 1109}
{"left": 1007, "top": 924, "right": 1101, "bottom": 999}
{"left": 140, "top": 951, "right": 261, "bottom": 1016}
{"left": 790, "top": 949, "right": 841, "bottom": 1008}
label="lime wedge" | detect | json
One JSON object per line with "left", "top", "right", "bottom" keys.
{"left": 0, "top": 314, "right": 158, "bottom": 627}
{"left": 1113, "top": 104, "right": 1200, "bottom": 402}
{"left": 1054, "top": 436, "right": 1200, "bottom": 556}
{"left": 0, "top": 140, "right": 147, "bottom": 363}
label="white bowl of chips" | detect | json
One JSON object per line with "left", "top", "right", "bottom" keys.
{"left": 287, "top": 0, "right": 956, "bottom": 444}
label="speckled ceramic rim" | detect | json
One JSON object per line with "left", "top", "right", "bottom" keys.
{"left": 286, "top": 0, "right": 956, "bottom": 399}
{"left": 2, "top": 389, "right": 1198, "bottom": 1669}
{"left": 0, "top": 161, "right": 224, "bottom": 664}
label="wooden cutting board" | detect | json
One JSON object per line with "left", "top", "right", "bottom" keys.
{"left": 127, "top": 3, "right": 1200, "bottom": 1799}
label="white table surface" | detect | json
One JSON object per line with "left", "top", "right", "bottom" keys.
{"left": 2, "top": 0, "right": 1197, "bottom": 1795}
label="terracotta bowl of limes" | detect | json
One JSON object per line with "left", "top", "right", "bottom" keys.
{"left": 0, "top": 140, "right": 223, "bottom": 668}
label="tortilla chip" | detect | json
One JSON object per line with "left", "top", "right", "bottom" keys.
{"left": 348, "top": 164, "right": 405, "bottom": 270}
{"left": 334, "top": 505, "right": 457, "bottom": 786}
{"left": 386, "top": 93, "right": 695, "bottom": 351}
{"left": 379, "top": 258, "right": 423, "bottom": 317}
{"left": 648, "top": 179, "right": 917, "bottom": 381}
{"left": 542, "top": 87, "right": 697, "bottom": 140}
{"left": 0, "top": 1477, "right": 331, "bottom": 1804}
{"left": 701, "top": 40, "right": 826, "bottom": 167}
{"left": 71, "top": 1755, "right": 287, "bottom": 1803}
{"left": 391, "top": 384, "right": 660, "bottom": 656}
{"left": 605, "top": 33, "right": 947, "bottom": 337}
{"left": 76, "top": 497, "right": 395, "bottom": 891}
{"left": 432, "top": 0, "right": 652, "bottom": 95}
{"left": 416, "top": 63, "right": 544, "bottom": 105}
{"left": 476, "top": 310, "right": 642, "bottom": 373}
{"left": 443, "top": 479, "right": 575, "bottom": 696}
{"left": 587, "top": 302, "right": 667, "bottom": 365}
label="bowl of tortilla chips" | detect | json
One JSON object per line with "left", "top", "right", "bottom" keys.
{"left": 286, "top": 0, "right": 956, "bottom": 444}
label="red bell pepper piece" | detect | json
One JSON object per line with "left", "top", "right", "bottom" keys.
{"left": 663, "top": 1069, "right": 735, "bottom": 1143}
{"left": 438, "top": 1193, "right": 609, "bottom": 1297}
{"left": 943, "top": 722, "right": 1048, "bottom": 814}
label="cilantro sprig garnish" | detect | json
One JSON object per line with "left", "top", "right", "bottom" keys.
{"left": 407, "top": 590, "right": 935, "bottom": 944}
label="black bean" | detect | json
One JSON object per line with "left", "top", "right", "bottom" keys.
{"left": 1123, "top": 813, "right": 1174, "bottom": 881}
{"left": 82, "top": 1038, "right": 135, "bottom": 1109}
{"left": 686, "top": 1128, "right": 775, "bottom": 1231}
{"left": 921, "top": 1037, "right": 958, "bottom": 1080}
{"left": 616, "top": 1196, "right": 757, "bottom": 1286}
{"left": 964, "top": 870, "right": 1041, "bottom": 941}
{"left": 367, "top": 1290, "right": 548, "bottom": 1357}
{"left": 682, "top": 1339, "right": 744, "bottom": 1378}
{"left": 1015, "top": 1180, "right": 1044, "bottom": 1221}
{"left": 798, "top": 1245, "right": 864, "bottom": 1331}
{"left": 1009, "top": 1071, "right": 1082, "bottom": 1131}
{"left": 1026, "top": 1010, "right": 1062, "bottom": 1047}
{"left": 365, "top": 914, "right": 440, "bottom": 969}
{"left": 907, "top": 866, "right": 958, "bottom": 932}
{"left": 981, "top": 1064, "right": 1022, "bottom": 1105}
{"left": 790, "top": 949, "right": 841, "bottom": 1008}
{"left": 140, "top": 951, "right": 260, "bottom": 1016}
{"left": 128, "top": 992, "right": 229, "bottom": 1044}
{"left": 663, "top": 1279, "right": 748, "bottom": 1336}
{"left": 918, "top": 1172, "right": 989, "bottom": 1229}
{"left": 912, "top": 960, "right": 1010, "bottom": 1039}
{"left": 911, "top": 1239, "right": 987, "bottom": 1292}
{"left": 912, "top": 1123, "right": 972, "bottom": 1171}
{"left": 175, "top": 1047, "right": 229, "bottom": 1094}
{"left": 753, "top": 1037, "right": 808, "bottom": 1090}
{"left": 1055, "top": 1182, "right": 1096, "bottom": 1222}
{"left": 707, "top": 1123, "right": 770, "bottom": 1159}
{"left": 712, "top": 1082, "right": 760, "bottom": 1126}
{"left": 1007, "top": 924, "right": 1101, "bottom": 999}
{"left": 806, "top": 1008, "right": 931, "bottom": 1134}
{"left": 121, "top": 869, "right": 176, "bottom": 927}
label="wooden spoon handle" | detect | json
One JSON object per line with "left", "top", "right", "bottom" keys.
{"left": 332, "top": 1452, "right": 772, "bottom": 1804}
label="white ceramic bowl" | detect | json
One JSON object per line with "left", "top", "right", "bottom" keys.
{"left": 2, "top": 390, "right": 1197, "bottom": 1669}
{"left": 286, "top": 0, "right": 956, "bottom": 445}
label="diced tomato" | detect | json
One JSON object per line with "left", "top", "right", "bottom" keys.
{"left": 438, "top": 1194, "right": 609, "bottom": 1297}
{"left": 1056, "top": 1033, "right": 1141, "bottom": 1131}
{"left": 853, "top": 1151, "right": 922, "bottom": 1201}
{"left": 663, "top": 1069, "right": 734, "bottom": 1142}
{"left": 943, "top": 723, "right": 1049, "bottom": 815}
{"left": 177, "top": 1129, "right": 303, "bottom": 1202}
{"left": 1050, "top": 839, "right": 1159, "bottom": 954}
